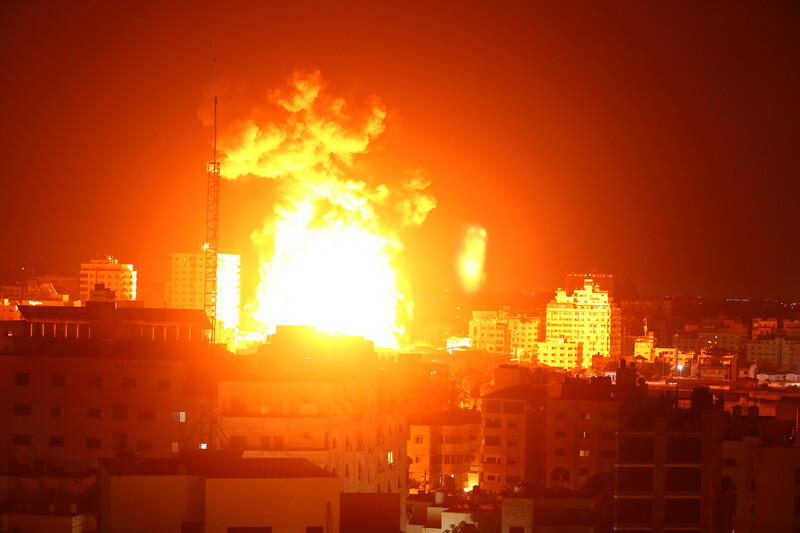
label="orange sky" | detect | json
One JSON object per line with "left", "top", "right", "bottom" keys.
{"left": 2, "top": 1, "right": 799, "bottom": 301}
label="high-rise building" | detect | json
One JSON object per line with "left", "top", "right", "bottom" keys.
{"left": 540, "top": 278, "right": 621, "bottom": 369}
{"left": 166, "top": 251, "right": 240, "bottom": 330}
{"left": 79, "top": 254, "right": 136, "bottom": 301}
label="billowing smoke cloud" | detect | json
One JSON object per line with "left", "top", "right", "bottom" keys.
{"left": 216, "top": 70, "right": 436, "bottom": 347}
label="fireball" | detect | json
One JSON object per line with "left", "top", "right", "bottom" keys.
{"left": 218, "top": 71, "right": 435, "bottom": 348}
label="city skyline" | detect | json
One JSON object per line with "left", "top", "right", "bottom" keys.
{"left": 2, "top": 2, "right": 799, "bottom": 306}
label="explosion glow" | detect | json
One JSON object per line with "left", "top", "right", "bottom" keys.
{"left": 458, "top": 224, "right": 487, "bottom": 293}
{"left": 218, "top": 71, "right": 435, "bottom": 348}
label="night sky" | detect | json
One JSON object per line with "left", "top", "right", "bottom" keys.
{"left": 2, "top": 1, "right": 799, "bottom": 301}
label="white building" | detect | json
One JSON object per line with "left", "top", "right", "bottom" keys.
{"left": 468, "top": 310, "right": 540, "bottom": 358}
{"left": 544, "top": 278, "right": 621, "bottom": 366}
{"left": 166, "top": 251, "right": 240, "bottom": 330}
{"left": 79, "top": 255, "right": 136, "bottom": 301}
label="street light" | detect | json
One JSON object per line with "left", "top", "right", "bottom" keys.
{"left": 677, "top": 364, "right": 684, "bottom": 378}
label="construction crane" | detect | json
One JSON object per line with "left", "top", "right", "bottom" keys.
{"left": 204, "top": 43, "right": 220, "bottom": 343}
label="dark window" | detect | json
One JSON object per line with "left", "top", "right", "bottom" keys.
{"left": 507, "top": 458, "right": 517, "bottom": 465}
{"left": 13, "top": 434, "right": 31, "bottom": 445}
{"left": 158, "top": 379, "right": 170, "bottom": 391}
{"left": 510, "top": 528, "right": 524, "bottom": 533}
{"left": 88, "top": 376, "right": 103, "bottom": 388}
{"left": 618, "top": 436, "right": 654, "bottom": 463}
{"left": 795, "top": 495, "right": 800, "bottom": 517}
{"left": 50, "top": 436, "right": 65, "bottom": 447}
{"left": 664, "top": 498, "right": 701, "bottom": 524}
{"left": 724, "top": 458, "right": 737, "bottom": 467}
{"left": 555, "top": 449, "right": 565, "bottom": 456}
{"left": 87, "top": 408, "right": 101, "bottom": 419}
{"left": 795, "top": 469, "right": 800, "bottom": 487}
{"left": 617, "top": 467, "right": 654, "bottom": 492}
{"left": 665, "top": 467, "right": 702, "bottom": 492}
{"left": 579, "top": 468, "right": 589, "bottom": 475}
{"left": 666, "top": 437, "right": 702, "bottom": 464}
{"left": 113, "top": 404, "right": 128, "bottom": 420}
{"left": 13, "top": 405, "right": 31, "bottom": 415}
{"left": 51, "top": 374, "right": 65, "bottom": 386}
{"left": 50, "top": 406, "right": 62, "bottom": 417}
{"left": 122, "top": 377, "right": 137, "bottom": 389}
{"left": 616, "top": 498, "right": 653, "bottom": 524}
{"left": 138, "top": 410, "right": 156, "bottom": 421}
{"left": 15, "top": 373, "right": 30, "bottom": 386}
{"left": 87, "top": 438, "right": 101, "bottom": 449}
{"left": 484, "top": 436, "right": 501, "bottom": 446}
{"left": 485, "top": 400, "right": 501, "bottom": 413}
{"left": 307, "top": 528, "right": 324, "bottom": 533}
{"left": 507, "top": 422, "right": 517, "bottom": 429}
{"left": 503, "top": 401, "right": 524, "bottom": 414}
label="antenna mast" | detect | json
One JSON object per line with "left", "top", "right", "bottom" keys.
{"left": 204, "top": 38, "right": 220, "bottom": 343}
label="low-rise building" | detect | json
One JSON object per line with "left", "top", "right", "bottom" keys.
{"left": 99, "top": 453, "right": 340, "bottom": 533}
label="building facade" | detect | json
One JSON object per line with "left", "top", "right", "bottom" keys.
{"left": 79, "top": 255, "right": 136, "bottom": 301}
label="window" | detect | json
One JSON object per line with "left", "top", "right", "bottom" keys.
{"left": 122, "top": 377, "right": 137, "bottom": 389}
{"left": 508, "top": 440, "right": 518, "bottom": 447}
{"left": 87, "top": 408, "right": 101, "bottom": 419}
{"left": 172, "top": 411, "right": 187, "bottom": 423}
{"left": 725, "top": 458, "right": 738, "bottom": 467}
{"left": 158, "top": 379, "right": 170, "bottom": 391}
{"left": 13, "top": 434, "right": 31, "bottom": 445}
{"left": 50, "top": 406, "right": 62, "bottom": 417}
{"left": 665, "top": 498, "right": 701, "bottom": 524}
{"left": 485, "top": 400, "right": 502, "bottom": 413}
{"left": 15, "top": 373, "right": 30, "bottom": 386}
{"left": 113, "top": 404, "right": 128, "bottom": 420}
{"left": 510, "top": 528, "right": 524, "bottom": 533}
{"left": 138, "top": 410, "right": 156, "bottom": 421}
{"left": 87, "top": 438, "right": 101, "bottom": 449}
{"left": 51, "top": 374, "right": 65, "bottom": 386}
{"left": 580, "top": 413, "right": 591, "bottom": 420}
{"left": 88, "top": 376, "right": 103, "bottom": 388}
{"left": 13, "top": 405, "right": 31, "bottom": 415}
{"left": 50, "top": 436, "right": 65, "bottom": 447}
{"left": 484, "top": 436, "right": 501, "bottom": 446}
{"left": 413, "top": 435, "right": 423, "bottom": 444}
{"left": 579, "top": 450, "right": 591, "bottom": 457}
{"left": 507, "top": 458, "right": 517, "bottom": 465}
{"left": 507, "top": 422, "right": 517, "bottom": 429}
